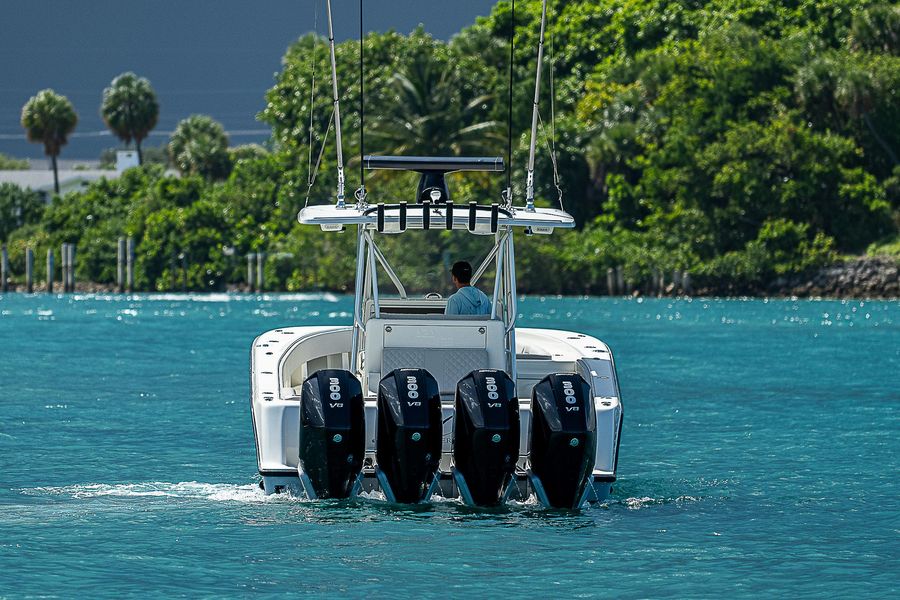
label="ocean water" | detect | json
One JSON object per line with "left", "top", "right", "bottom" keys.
{"left": 0, "top": 293, "right": 897, "bottom": 597}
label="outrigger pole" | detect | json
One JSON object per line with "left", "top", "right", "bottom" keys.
{"left": 326, "top": 0, "right": 346, "bottom": 207}
{"left": 524, "top": 0, "right": 549, "bottom": 212}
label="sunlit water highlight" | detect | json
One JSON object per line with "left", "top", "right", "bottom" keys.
{"left": 1, "top": 293, "right": 897, "bottom": 596}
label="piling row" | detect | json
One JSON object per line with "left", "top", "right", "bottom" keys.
{"left": 0, "top": 244, "right": 77, "bottom": 293}
{"left": 0, "top": 243, "right": 81, "bottom": 294}
{"left": 604, "top": 266, "right": 693, "bottom": 296}
{"left": 1, "top": 244, "right": 692, "bottom": 296}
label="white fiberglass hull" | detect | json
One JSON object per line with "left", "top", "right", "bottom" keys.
{"left": 249, "top": 325, "right": 622, "bottom": 505}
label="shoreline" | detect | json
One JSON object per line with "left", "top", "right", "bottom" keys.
{"left": 1, "top": 257, "right": 897, "bottom": 300}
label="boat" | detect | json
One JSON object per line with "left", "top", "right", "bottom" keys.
{"left": 249, "top": 0, "right": 623, "bottom": 509}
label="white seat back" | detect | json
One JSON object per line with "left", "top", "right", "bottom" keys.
{"left": 363, "top": 318, "right": 506, "bottom": 396}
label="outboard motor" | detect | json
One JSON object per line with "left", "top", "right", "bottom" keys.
{"left": 375, "top": 368, "right": 442, "bottom": 503}
{"left": 452, "top": 369, "right": 519, "bottom": 506}
{"left": 297, "top": 369, "right": 366, "bottom": 499}
{"left": 528, "top": 373, "right": 596, "bottom": 509}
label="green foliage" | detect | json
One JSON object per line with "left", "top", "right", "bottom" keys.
{"left": 0, "top": 153, "right": 29, "bottom": 170}
{"left": 367, "top": 28, "right": 502, "bottom": 158}
{"left": 700, "top": 219, "right": 835, "bottom": 289}
{"left": 866, "top": 234, "right": 900, "bottom": 258}
{"left": 849, "top": 3, "right": 900, "bottom": 54}
{"left": 168, "top": 115, "right": 231, "bottom": 181}
{"left": 0, "top": 183, "right": 44, "bottom": 243}
{"left": 139, "top": 198, "right": 233, "bottom": 291}
{"left": 2, "top": 0, "right": 897, "bottom": 293}
{"left": 101, "top": 72, "right": 160, "bottom": 164}
{"left": 4, "top": 224, "right": 52, "bottom": 283}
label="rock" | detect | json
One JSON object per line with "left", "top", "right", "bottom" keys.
{"left": 780, "top": 256, "right": 900, "bottom": 299}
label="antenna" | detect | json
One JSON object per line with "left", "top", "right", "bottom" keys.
{"left": 326, "top": 0, "right": 346, "bottom": 207}
{"left": 524, "top": 0, "right": 548, "bottom": 212}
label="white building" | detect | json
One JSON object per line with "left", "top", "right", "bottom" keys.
{"left": 0, "top": 151, "right": 162, "bottom": 203}
{"left": 0, "top": 169, "right": 112, "bottom": 203}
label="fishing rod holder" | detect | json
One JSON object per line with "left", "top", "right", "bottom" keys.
{"left": 364, "top": 202, "right": 506, "bottom": 234}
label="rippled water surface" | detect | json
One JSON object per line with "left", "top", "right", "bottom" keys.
{"left": 1, "top": 293, "right": 898, "bottom": 597}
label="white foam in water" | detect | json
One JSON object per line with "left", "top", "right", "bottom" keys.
{"left": 357, "top": 489, "right": 387, "bottom": 502}
{"left": 506, "top": 493, "right": 542, "bottom": 508}
{"left": 69, "top": 292, "right": 339, "bottom": 303}
{"left": 621, "top": 495, "right": 701, "bottom": 510}
{"left": 24, "top": 481, "right": 290, "bottom": 504}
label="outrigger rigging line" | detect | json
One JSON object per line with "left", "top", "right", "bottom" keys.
{"left": 357, "top": 0, "right": 366, "bottom": 206}
{"left": 525, "top": 0, "right": 549, "bottom": 212}
{"left": 505, "top": 0, "right": 516, "bottom": 208}
{"left": 326, "top": 0, "right": 346, "bottom": 207}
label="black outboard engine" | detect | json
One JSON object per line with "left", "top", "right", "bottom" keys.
{"left": 452, "top": 369, "right": 520, "bottom": 506}
{"left": 528, "top": 373, "right": 597, "bottom": 509}
{"left": 375, "top": 369, "right": 442, "bottom": 503}
{"left": 297, "top": 369, "right": 366, "bottom": 499}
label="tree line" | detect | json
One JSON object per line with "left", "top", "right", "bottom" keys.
{"left": 15, "top": 74, "right": 237, "bottom": 192}
{"left": 1, "top": 0, "right": 898, "bottom": 294}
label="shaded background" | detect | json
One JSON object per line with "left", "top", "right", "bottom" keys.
{"left": 0, "top": 0, "right": 497, "bottom": 159}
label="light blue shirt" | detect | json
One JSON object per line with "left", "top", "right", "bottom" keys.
{"left": 445, "top": 285, "right": 492, "bottom": 316}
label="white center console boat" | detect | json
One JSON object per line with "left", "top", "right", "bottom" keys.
{"left": 249, "top": 0, "right": 622, "bottom": 509}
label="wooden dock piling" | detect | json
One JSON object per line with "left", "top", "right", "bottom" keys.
{"left": 60, "top": 243, "right": 68, "bottom": 293}
{"left": 126, "top": 237, "right": 134, "bottom": 292}
{"left": 256, "top": 252, "right": 265, "bottom": 293}
{"left": 25, "top": 247, "right": 34, "bottom": 293}
{"left": 68, "top": 244, "right": 76, "bottom": 292}
{"left": 606, "top": 267, "right": 615, "bottom": 296}
{"left": 46, "top": 249, "right": 54, "bottom": 293}
{"left": 615, "top": 266, "right": 625, "bottom": 297}
{"left": 117, "top": 238, "right": 126, "bottom": 293}
{"left": 180, "top": 253, "right": 187, "bottom": 292}
{"left": 247, "top": 253, "right": 255, "bottom": 292}
{"left": 1, "top": 245, "right": 8, "bottom": 293}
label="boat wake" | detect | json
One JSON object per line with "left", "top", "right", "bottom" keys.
{"left": 18, "top": 482, "right": 590, "bottom": 513}
{"left": 21, "top": 481, "right": 281, "bottom": 504}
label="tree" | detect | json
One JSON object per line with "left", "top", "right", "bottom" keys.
{"left": 0, "top": 183, "right": 44, "bottom": 243}
{"left": 21, "top": 89, "right": 78, "bottom": 195}
{"left": 367, "top": 44, "right": 501, "bottom": 157}
{"left": 101, "top": 72, "right": 160, "bottom": 165}
{"left": 168, "top": 115, "right": 231, "bottom": 180}
{"left": 850, "top": 3, "right": 900, "bottom": 54}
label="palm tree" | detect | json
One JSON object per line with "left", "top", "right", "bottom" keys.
{"left": 101, "top": 72, "right": 160, "bottom": 165}
{"left": 368, "top": 53, "right": 502, "bottom": 157}
{"left": 168, "top": 115, "right": 231, "bottom": 180}
{"left": 20, "top": 89, "right": 78, "bottom": 195}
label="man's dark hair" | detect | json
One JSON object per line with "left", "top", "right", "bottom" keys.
{"left": 451, "top": 261, "right": 473, "bottom": 284}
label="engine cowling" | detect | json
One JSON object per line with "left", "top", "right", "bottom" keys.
{"left": 376, "top": 368, "right": 442, "bottom": 503}
{"left": 453, "top": 369, "right": 520, "bottom": 506}
{"left": 529, "top": 373, "right": 596, "bottom": 509}
{"left": 298, "top": 369, "right": 366, "bottom": 499}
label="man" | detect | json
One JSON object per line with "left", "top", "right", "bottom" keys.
{"left": 445, "top": 261, "right": 492, "bottom": 316}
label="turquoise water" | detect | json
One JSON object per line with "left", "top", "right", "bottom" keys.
{"left": 1, "top": 293, "right": 897, "bottom": 597}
